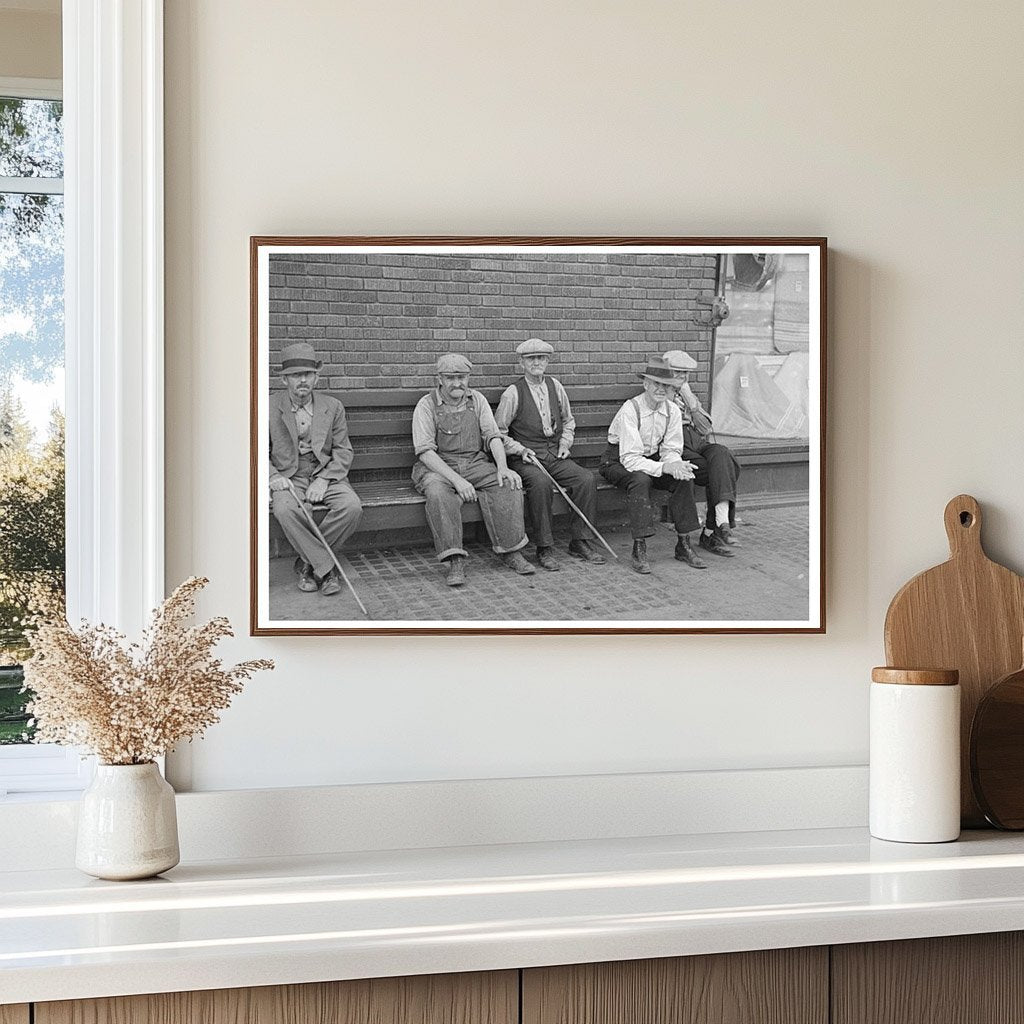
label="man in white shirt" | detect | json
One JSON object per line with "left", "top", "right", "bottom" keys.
{"left": 600, "top": 356, "right": 705, "bottom": 574}
{"left": 494, "top": 338, "right": 604, "bottom": 571}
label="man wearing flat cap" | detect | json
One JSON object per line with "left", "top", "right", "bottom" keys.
{"left": 600, "top": 356, "right": 706, "bottom": 574}
{"left": 411, "top": 352, "right": 534, "bottom": 586}
{"left": 663, "top": 349, "right": 741, "bottom": 556}
{"left": 494, "top": 338, "right": 605, "bottom": 571}
{"left": 269, "top": 342, "right": 363, "bottom": 595}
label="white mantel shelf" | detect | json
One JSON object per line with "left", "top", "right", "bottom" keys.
{"left": 5, "top": 826, "right": 1024, "bottom": 1004}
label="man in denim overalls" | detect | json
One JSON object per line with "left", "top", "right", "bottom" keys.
{"left": 411, "top": 353, "right": 534, "bottom": 587}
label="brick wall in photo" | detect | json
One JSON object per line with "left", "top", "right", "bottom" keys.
{"left": 267, "top": 251, "right": 719, "bottom": 402}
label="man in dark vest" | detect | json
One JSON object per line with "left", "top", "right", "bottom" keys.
{"left": 269, "top": 342, "right": 363, "bottom": 595}
{"left": 495, "top": 338, "right": 605, "bottom": 571}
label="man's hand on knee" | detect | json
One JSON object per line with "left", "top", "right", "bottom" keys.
{"left": 662, "top": 460, "right": 696, "bottom": 481}
{"left": 497, "top": 468, "right": 523, "bottom": 490}
{"left": 306, "top": 477, "right": 329, "bottom": 503}
{"left": 453, "top": 476, "right": 478, "bottom": 502}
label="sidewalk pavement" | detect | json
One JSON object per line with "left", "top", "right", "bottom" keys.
{"left": 268, "top": 499, "right": 811, "bottom": 624}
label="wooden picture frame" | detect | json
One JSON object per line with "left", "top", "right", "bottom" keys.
{"left": 250, "top": 237, "right": 826, "bottom": 635}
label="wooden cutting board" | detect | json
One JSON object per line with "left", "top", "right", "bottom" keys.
{"left": 884, "top": 494, "right": 1024, "bottom": 826}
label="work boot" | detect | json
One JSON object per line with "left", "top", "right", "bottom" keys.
{"left": 445, "top": 555, "right": 466, "bottom": 587}
{"left": 536, "top": 546, "right": 561, "bottom": 571}
{"left": 320, "top": 567, "right": 342, "bottom": 596}
{"left": 297, "top": 561, "right": 319, "bottom": 592}
{"left": 501, "top": 550, "right": 536, "bottom": 575}
{"left": 568, "top": 539, "right": 606, "bottom": 565}
{"left": 715, "top": 523, "right": 740, "bottom": 547}
{"left": 698, "top": 530, "right": 733, "bottom": 559}
{"left": 631, "top": 539, "right": 651, "bottom": 575}
{"left": 676, "top": 534, "right": 709, "bottom": 568}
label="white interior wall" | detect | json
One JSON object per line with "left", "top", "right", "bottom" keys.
{"left": 163, "top": 0, "right": 1024, "bottom": 792}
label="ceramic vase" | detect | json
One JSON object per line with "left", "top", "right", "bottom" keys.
{"left": 76, "top": 762, "right": 180, "bottom": 880}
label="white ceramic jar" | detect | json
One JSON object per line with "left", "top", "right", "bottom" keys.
{"left": 870, "top": 667, "right": 961, "bottom": 843}
{"left": 76, "top": 762, "right": 180, "bottom": 880}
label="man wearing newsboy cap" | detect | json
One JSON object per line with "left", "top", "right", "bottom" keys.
{"left": 663, "top": 349, "right": 741, "bottom": 556}
{"left": 269, "top": 342, "right": 363, "bottom": 596}
{"left": 600, "top": 356, "right": 706, "bottom": 574}
{"left": 411, "top": 352, "right": 533, "bottom": 587}
{"left": 495, "top": 338, "right": 604, "bottom": 571}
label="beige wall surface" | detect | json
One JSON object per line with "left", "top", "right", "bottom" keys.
{"left": 164, "top": 0, "right": 1024, "bottom": 791}
{"left": 0, "top": 9, "right": 60, "bottom": 81}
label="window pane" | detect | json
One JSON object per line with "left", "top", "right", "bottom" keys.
{"left": 0, "top": 188, "right": 65, "bottom": 744}
{"left": 712, "top": 253, "right": 811, "bottom": 440}
{"left": 0, "top": 98, "right": 63, "bottom": 179}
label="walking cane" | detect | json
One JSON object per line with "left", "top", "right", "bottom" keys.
{"left": 523, "top": 455, "right": 619, "bottom": 561}
{"left": 285, "top": 480, "right": 370, "bottom": 618}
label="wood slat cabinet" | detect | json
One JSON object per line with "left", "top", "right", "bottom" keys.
{"left": 522, "top": 948, "right": 828, "bottom": 1024}
{"left": 831, "top": 931, "right": 1024, "bottom": 1024}
{"left": 34, "top": 971, "right": 517, "bottom": 1024}
{"left": 15, "top": 932, "right": 1024, "bottom": 1024}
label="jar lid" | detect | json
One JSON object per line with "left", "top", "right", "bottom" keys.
{"left": 871, "top": 667, "right": 959, "bottom": 686}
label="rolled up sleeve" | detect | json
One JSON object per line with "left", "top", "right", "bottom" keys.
{"left": 474, "top": 392, "right": 501, "bottom": 448}
{"left": 411, "top": 395, "right": 438, "bottom": 455}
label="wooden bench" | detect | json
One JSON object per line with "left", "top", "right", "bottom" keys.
{"left": 269, "top": 386, "right": 809, "bottom": 550}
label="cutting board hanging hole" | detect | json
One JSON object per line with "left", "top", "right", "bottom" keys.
{"left": 944, "top": 494, "right": 982, "bottom": 556}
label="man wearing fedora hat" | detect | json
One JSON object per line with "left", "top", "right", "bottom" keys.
{"left": 600, "top": 356, "right": 706, "bottom": 574}
{"left": 494, "top": 338, "right": 605, "bottom": 571}
{"left": 662, "top": 349, "right": 741, "bottom": 556}
{"left": 269, "top": 342, "right": 363, "bottom": 596}
{"left": 411, "top": 352, "right": 533, "bottom": 587}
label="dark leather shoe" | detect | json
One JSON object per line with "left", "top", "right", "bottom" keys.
{"left": 715, "top": 524, "right": 740, "bottom": 547}
{"left": 676, "top": 535, "right": 709, "bottom": 568}
{"left": 320, "top": 567, "right": 342, "bottom": 596}
{"left": 536, "top": 547, "right": 561, "bottom": 571}
{"left": 631, "top": 540, "right": 651, "bottom": 574}
{"left": 445, "top": 556, "right": 466, "bottom": 587}
{"left": 501, "top": 551, "right": 536, "bottom": 575}
{"left": 568, "top": 539, "right": 606, "bottom": 565}
{"left": 297, "top": 562, "right": 319, "bottom": 592}
{"left": 698, "top": 530, "right": 733, "bottom": 559}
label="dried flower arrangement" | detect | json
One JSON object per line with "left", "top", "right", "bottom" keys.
{"left": 23, "top": 577, "right": 273, "bottom": 765}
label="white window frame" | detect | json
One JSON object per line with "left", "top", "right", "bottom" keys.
{"left": 0, "top": 0, "right": 164, "bottom": 797}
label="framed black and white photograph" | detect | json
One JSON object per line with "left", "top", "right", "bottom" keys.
{"left": 250, "top": 237, "right": 826, "bottom": 635}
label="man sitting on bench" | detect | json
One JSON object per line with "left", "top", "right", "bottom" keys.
{"left": 662, "top": 348, "right": 741, "bottom": 556}
{"left": 411, "top": 353, "right": 534, "bottom": 587}
{"left": 600, "top": 356, "right": 706, "bottom": 575}
{"left": 269, "top": 342, "right": 363, "bottom": 596}
{"left": 495, "top": 337, "right": 605, "bottom": 571}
